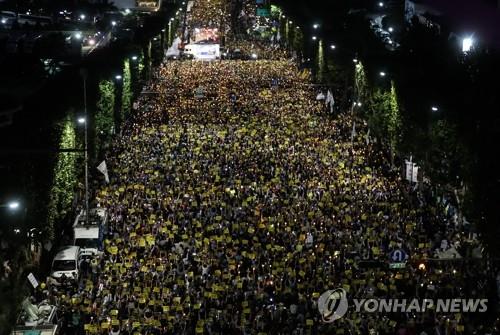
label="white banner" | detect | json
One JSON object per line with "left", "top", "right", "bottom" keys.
{"left": 97, "top": 161, "right": 110, "bottom": 183}
{"left": 27, "top": 273, "right": 39, "bottom": 289}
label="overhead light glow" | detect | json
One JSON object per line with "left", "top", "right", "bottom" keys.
{"left": 8, "top": 201, "right": 20, "bottom": 210}
{"left": 462, "top": 37, "right": 473, "bottom": 53}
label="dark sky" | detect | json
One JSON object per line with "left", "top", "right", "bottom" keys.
{"left": 419, "top": 0, "right": 500, "bottom": 48}
{"left": 275, "top": 0, "right": 500, "bottom": 49}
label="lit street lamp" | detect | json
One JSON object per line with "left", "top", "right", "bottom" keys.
{"left": 431, "top": 106, "right": 439, "bottom": 112}
{"left": 313, "top": 23, "right": 320, "bottom": 29}
{"left": 330, "top": 44, "right": 336, "bottom": 50}
{"left": 462, "top": 37, "right": 473, "bottom": 53}
{"left": 80, "top": 69, "right": 90, "bottom": 226}
{"left": 379, "top": 71, "right": 386, "bottom": 77}
{"left": 0, "top": 201, "right": 20, "bottom": 210}
{"left": 312, "top": 36, "right": 317, "bottom": 41}
{"left": 378, "top": 2, "right": 384, "bottom": 7}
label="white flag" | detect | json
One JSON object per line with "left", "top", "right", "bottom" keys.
{"left": 365, "top": 128, "right": 371, "bottom": 145}
{"left": 351, "top": 122, "right": 357, "bottom": 143}
{"left": 97, "top": 160, "right": 110, "bottom": 183}
{"left": 316, "top": 92, "right": 325, "bottom": 101}
{"left": 326, "top": 90, "right": 335, "bottom": 113}
{"left": 325, "top": 90, "right": 331, "bottom": 106}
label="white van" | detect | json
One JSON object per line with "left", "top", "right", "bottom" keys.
{"left": 50, "top": 246, "right": 80, "bottom": 280}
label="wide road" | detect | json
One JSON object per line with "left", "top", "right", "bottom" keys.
{"left": 52, "top": 1, "right": 482, "bottom": 334}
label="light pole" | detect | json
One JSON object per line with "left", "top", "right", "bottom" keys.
{"left": 0, "top": 201, "right": 20, "bottom": 210}
{"left": 80, "top": 69, "right": 90, "bottom": 226}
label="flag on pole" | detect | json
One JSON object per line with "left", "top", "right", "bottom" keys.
{"left": 97, "top": 161, "right": 110, "bottom": 183}
{"left": 325, "top": 90, "right": 335, "bottom": 113}
{"left": 325, "top": 90, "right": 331, "bottom": 106}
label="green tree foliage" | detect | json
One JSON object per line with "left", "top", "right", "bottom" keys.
{"left": 138, "top": 50, "right": 145, "bottom": 78}
{"left": 355, "top": 62, "right": 369, "bottom": 102}
{"left": 122, "top": 59, "right": 132, "bottom": 118}
{"left": 427, "top": 119, "right": 471, "bottom": 187}
{"left": 46, "top": 117, "right": 77, "bottom": 241}
{"left": 292, "top": 27, "right": 303, "bottom": 54}
{"left": 316, "top": 39, "right": 326, "bottom": 83}
{"left": 367, "top": 82, "right": 402, "bottom": 157}
{"left": 95, "top": 80, "right": 115, "bottom": 154}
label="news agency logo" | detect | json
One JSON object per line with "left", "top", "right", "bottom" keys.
{"left": 317, "top": 289, "right": 349, "bottom": 323}
{"left": 318, "top": 288, "right": 488, "bottom": 323}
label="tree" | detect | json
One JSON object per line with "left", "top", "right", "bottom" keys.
{"left": 367, "top": 81, "right": 402, "bottom": 161}
{"left": 95, "top": 80, "right": 115, "bottom": 156}
{"left": 46, "top": 117, "right": 78, "bottom": 241}
{"left": 122, "top": 59, "right": 132, "bottom": 119}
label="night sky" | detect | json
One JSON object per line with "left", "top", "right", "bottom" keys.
{"left": 419, "top": 0, "right": 500, "bottom": 48}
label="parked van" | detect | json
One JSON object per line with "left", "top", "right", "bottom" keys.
{"left": 50, "top": 246, "right": 80, "bottom": 281}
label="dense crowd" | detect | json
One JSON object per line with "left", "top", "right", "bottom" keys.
{"left": 37, "top": 1, "right": 497, "bottom": 334}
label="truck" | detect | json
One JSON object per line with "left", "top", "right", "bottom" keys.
{"left": 73, "top": 208, "right": 108, "bottom": 259}
{"left": 11, "top": 298, "right": 59, "bottom": 335}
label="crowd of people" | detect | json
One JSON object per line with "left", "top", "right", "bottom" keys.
{"left": 38, "top": 0, "right": 497, "bottom": 334}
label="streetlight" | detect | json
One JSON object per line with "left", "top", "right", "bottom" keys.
{"left": 111, "top": 21, "right": 117, "bottom": 27}
{"left": 7, "top": 201, "right": 20, "bottom": 210}
{"left": 378, "top": 2, "right": 384, "bottom": 7}
{"left": 330, "top": 44, "right": 336, "bottom": 50}
{"left": 312, "top": 36, "right": 317, "bottom": 41}
{"left": 462, "top": 37, "right": 473, "bottom": 53}
{"left": 78, "top": 117, "right": 86, "bottom": 124}
{"left": 115, "top": 75, "right": 122, "bottom": 80}
{"left": 74, "top": 32, "right": 82, "bottom": 40}
{"left": 313, "top": 23, "right": 320, "bottom": 29}
{"left": 431, "top": 106, "right": 439, "bottom": 112}
{"left": 80, "top": 14, "right": 86, "bottom": 20}
{"left": 388, "top": 27, "right": 394, "bottom": 32}
{"left": 80, "top": 68, "right": 90, "bottom": 226}
{"left": 131, "top": 55, "right": 138, "bottom": 61}
{"left": 379, "top": 71, "right": 386, "bottom": 77}
{"left": 353, "top": 58, "right": 358, "bottom": 63}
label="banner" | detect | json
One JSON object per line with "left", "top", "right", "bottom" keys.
{"left": 97, "top": 161, "right": 110, "bottom": 183}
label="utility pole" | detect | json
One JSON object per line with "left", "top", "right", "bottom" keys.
{"left": 80, "top": 68, "right": 90, "bottom": 226}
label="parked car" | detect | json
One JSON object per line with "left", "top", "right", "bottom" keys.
{"left": 50, "top": 246, "right": 81, "bottom": 281}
